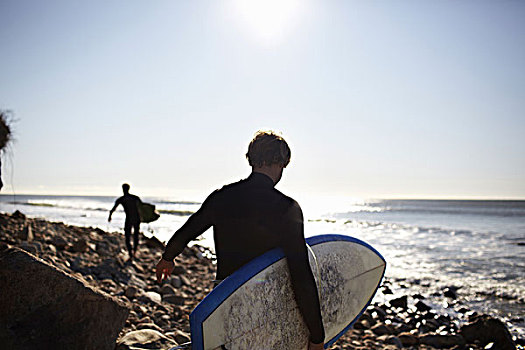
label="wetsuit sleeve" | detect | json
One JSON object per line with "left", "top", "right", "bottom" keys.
{"left": 162, "top": 193, "right": 214, "bottom": 261}
{"left": 280, "top": 201, "right": 325, "bottom": 344}
{"left": 110, "top": 198, "right": 121, "bottom": 212}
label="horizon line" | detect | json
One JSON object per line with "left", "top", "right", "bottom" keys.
{"left": 1, "top": 191, "right": 524, "bottom": 201}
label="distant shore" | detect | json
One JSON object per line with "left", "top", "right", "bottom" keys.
{"left": 0, "top": 210, "right": 521, "bottom": 349}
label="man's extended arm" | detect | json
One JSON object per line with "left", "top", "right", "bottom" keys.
{"left": 156, "top": 195, "right": 214, "bottom": 282}
{"left": 108, "top": 199, "right": 120, "bottom": 222}
{"left": 281, "top": 201, "right": 325, "bottom": 345}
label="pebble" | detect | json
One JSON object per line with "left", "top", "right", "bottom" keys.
{"left": 163, "top": 293, "right": 186, "bottom": 305}
{"left": 390, "top": 295, "right": 408, "bottom": 309}
{"left": 160, "top": 283, "right": 176, "bottom": 295}
{"left": 125, "top": 286, "right": 139, "bottom": 299}
{"left": 371, "top": 323, "right": 392, "bottom": 336}
{"left": 142, "top": 291, "right": 162, "bottom": 304}
{"left": 170, "top": 275, "right": 183, "bottom": 288}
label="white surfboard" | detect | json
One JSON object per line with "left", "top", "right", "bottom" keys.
{"left": 188, "top": 234, "right": 386, "bottom": 350}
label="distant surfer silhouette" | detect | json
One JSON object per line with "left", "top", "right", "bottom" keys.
{"left": 156, "top": 131, "right": 325, "bottom": 350}
{"left": 109, "top": 183, "right": 142, "bottom": 261}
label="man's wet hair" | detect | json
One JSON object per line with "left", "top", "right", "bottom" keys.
{"left": 122, "top": 183, "right": 130, "bottom": 192}
{"left": 246, "top": 131, "right": 291, "bottom": 168}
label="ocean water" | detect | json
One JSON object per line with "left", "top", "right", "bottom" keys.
{"left": 1, "top": 195, "right": 523, "bottom": 337}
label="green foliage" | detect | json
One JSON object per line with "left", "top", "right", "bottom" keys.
{"left": 0, "top": 111, "right": 12, "bottom": 151}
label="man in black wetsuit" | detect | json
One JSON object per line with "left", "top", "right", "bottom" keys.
{"left": 109, "top": 183, "right": 142, "bottom": 260}
{"left": 156, "top": 131, "right": 325, "bottom": 350}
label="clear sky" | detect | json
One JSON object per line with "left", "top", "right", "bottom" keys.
{"left": 1, "top": 0, "right": 524, "bottom": 200}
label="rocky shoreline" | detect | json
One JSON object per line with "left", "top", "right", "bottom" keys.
{"left": 0, "top": 211, "right": 522, "bottom": 349}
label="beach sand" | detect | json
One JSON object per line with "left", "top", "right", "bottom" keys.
{"left": 0, "top": 211, "right": 521, "bottom": 349}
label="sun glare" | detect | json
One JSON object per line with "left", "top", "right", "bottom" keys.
{"left": 230, "top": 0, "right": 304, "bottom": 44}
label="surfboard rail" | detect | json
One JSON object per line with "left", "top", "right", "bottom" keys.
{"left": 308, "top": 235, "right": 386, "bottom": 347}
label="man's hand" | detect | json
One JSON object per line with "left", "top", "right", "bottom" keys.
{"left": 156, "top": 258, "right": 175, "bottom": 284}
{"left": 308, "top": 341, "right": 324, "bottom": 350}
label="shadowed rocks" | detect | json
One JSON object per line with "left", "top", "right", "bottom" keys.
{"left": 0, "top": 211, "right": 521, "bottom": 350}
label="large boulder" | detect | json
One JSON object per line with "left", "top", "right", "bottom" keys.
{"left": 0, "top": 247, "right": 129, "bottom": 350}
{"left": 460, "top": 314, "right": 516, "bottom": 350}
{"left": 419, "top": 334, "right": 466, "bottom": 348}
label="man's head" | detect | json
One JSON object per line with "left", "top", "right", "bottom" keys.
{"left": 122, "top": 183, "right": 130, "bottom": 194}
{"left": 246, "top": 131, "right": 291, "bottom": 184}
{"left": 246, "top": 131, "right": 291, "bottom": 168}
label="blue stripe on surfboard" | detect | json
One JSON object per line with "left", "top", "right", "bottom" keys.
{"left": 189, "top": 234, "right": 386, "bottom": 350}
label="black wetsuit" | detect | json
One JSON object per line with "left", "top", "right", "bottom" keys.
{"left": 114, "top": 194, "right": 141, "bottom": 254}
{"left": 163, "top": 172, "right": 325, "bottom": 343}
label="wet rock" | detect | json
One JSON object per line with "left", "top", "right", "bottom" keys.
{"left": 18, "top": 224, "right": 33, "bottom": 242}
{"left": 398, "top": 332, "right": 419, "bottom": 346}
{"left": 117, "top": 329, "right": 176, "bottom": 349}
{"left": 136, "top": 316, "right": 152, "bottom": 326}
{"left": 422, "top": 318, "right": 440, "bottom": 331}
{"left": 460, "top": 314, "right": 516, "bottom": 350}
{"left": 12, "top": 210, "right": 26, "bottom": 220}
{"left": 443, "top": 287, "right": 458, "bottom": 300}
{"left": 48, "top": 244, "right": 57, "bottom": 254}
{"left": 377, "top": 335, "right": 403, "bottom": 349}
{"left": 125, "top": 285, "right": 140, "bottom": 299}
{"left": 353, "top": 320, "right": 370, "bottom": 330}
{"left": 163, "top": 293, "right": 186, "bottom": 305}
{"left": 389, "top": 295, "right": 408, "bottom": 309}
{"left": 420, "top": 334, "right": 466, "bottom": 348}
{"left": 371, "top": 323, "right": 392, "bottom": 336}
{"left": 466, "top": 310, "right": 479, "bottom": 321}
{"left": 359, "top": 312, "right": 375, "bottom": 326}
{"left": 100, "top": 278, "right": 118, "bottom": 291}
{"left": 369, "top": 306, "right": 387, "bottom": 321}
{"left": 147, "top": 284, "right": 161, "bottom": 294}
{"left": 142, "top": 291, "right": 162, "bottom": 304}
{"left": 144, "top": 235, "right": 165, "bottom": 250}
{"left": 382, "top": 286, "right": 394, "bottom": 294}
{"left": 51, "top": 235, "right": 68, "bottom": 250}
{"left": 0, "top": 247, "right": 129, "bottom": 350}
{"left": 170, "top": 275, "right": 183, "bottom": 288}
{"left": 71, "top": 237, "right": 89, "bottom": 253}
{"left": 169, "top": 329, "right": 191, "bottom": 344}
{"left": 160, "top": 283, "right": 177, "bottom": 295}
{"left": 393, "top": 322, "right": 411, "bottom": 334}
{"left": 172, "top": 265, "right": 186, "bottom": 275}
{"left": 179, "top": 274, "right": 192, "bottom": 286}
{"left": 89, "top": 230, "right": 102, "bottom": 241}
{"left": 457, "top": 306, "right": 469, "bottom": 314}
{"left": 18, "top": 242, "right": 38, "bottom": 255}
{"left": 128, "top": 274, "right": 148, "bottom": 289}
{"left": 137, "top": 322, "right": 164, "bottom": 333}
{"left": 415, "top": 300, "right": 432, "bottom": 312}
